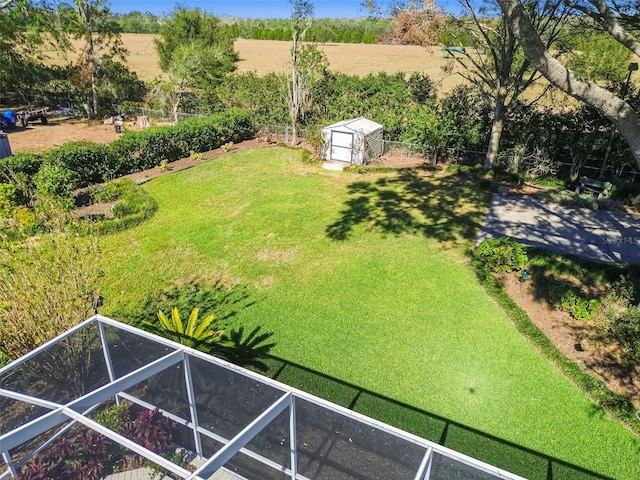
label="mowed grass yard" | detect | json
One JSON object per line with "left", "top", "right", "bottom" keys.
{"left": 99, "top": 147, "right": 640, "bottom": 480}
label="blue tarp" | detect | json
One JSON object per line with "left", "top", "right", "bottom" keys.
{"left": 2, "top": 110, "right": 17, "bottom": 127}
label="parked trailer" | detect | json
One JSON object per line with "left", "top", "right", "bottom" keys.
{"left": 16, "top": 107, "right": 49, "bottom": 126}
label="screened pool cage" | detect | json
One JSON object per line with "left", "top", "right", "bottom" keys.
{"left": 0, "top": 316, "right": 526, "bottom": 480}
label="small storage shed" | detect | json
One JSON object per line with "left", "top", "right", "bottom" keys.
{"left": 322, "top": 117, "right": 383, "bottom": 165}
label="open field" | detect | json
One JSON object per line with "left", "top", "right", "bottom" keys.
{"left": 99, "top": 147, "right": 640, "bottom": 480}
{"left": 51, "top": 34, "right": 467, "bottom": 91}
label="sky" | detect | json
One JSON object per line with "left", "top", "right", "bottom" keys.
{"left": 108, "top": 0, "right": 373, "bottom": 18}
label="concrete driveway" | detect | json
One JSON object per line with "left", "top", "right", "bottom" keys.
{"left": 477, "top": 194, "right": 640, "bottom": 264}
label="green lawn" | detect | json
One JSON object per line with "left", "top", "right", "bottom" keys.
{"left": 100, "top": 147, "right": 640, "bottom": 480}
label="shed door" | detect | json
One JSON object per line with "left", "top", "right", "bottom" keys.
{"left": 330, "top": 131, "right": 353, "bottom": 163}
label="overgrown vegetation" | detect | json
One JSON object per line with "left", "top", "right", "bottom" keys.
{"left": 0, "top": 207, "right": 101, "bottom": 364}
{"left": 90, "top": 179, "right": 158, "bottom": 234}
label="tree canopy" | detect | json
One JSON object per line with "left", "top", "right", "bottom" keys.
{"left": 154, "top": 7, "right": 238, "bottom": 73}
{"left": 496, "top": 0, "right": 640, "bottom": 165}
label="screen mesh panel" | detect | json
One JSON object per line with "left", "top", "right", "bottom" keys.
{"left": 295, "top": 398, "right": 426, "bottom": 480}
{"left": 0, "top": 324, "right": 108, "bottom": 403}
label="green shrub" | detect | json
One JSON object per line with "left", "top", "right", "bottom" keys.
{"left": 474, "top": 237, "right": 528, "bottom": 272}
{"left": 593, "top": 277, "right": 640, "bottom": 358}
{"left": 42, "top": 141, "right": 112, "bottom": 188}
{"left": 526, "top": 176, "right": 565, "bottom": 189}
{"left": 0, "top": 183, "right": 16, "bottom": 217}
{"left": 33, "top": 163, "right": 78, "bottom": 198}
{"left": 0, "top": 153, "right": 42, "bottom": 204}
{"left": 12, "top": 207, "right": 37, "bottom": 235}
{"left": 472, "top": 257, "right": 640, "bottom": 435}
{"left": 94, "top": 403, "right": 129, "bottom": 431}
{"left": 611, "top": 306, "right": 640, "bottom": 357}
{"left": 110, "top": 110, "right": 256, "bottom": 175}
{"left": 559, "top": 289, "right": 600, "bottom": 320}
{"left": 92, "top": 179, "right": 157, "bottom": 234}
{"left": 89, "top": 181, "right": 121, "bottom": 203}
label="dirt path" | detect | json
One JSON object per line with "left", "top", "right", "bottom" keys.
{"left": 4, "top": 116, "right": 121, "bottom": 154}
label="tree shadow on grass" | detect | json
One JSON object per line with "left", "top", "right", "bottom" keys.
{"left": 259, "top": 355, "right": 628, "bottom": 480}
{"left": 326, "top": 168, "right": 492, "bottom": 247}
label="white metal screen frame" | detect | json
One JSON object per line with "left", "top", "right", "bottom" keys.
{"left": 0, "top": 316, "right": 527, "bottom": 480}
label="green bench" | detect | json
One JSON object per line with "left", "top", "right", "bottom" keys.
{"left": 440, "top": 46, "right": 466, "bottom": 55}
{"left": 575, "top": 176, "right": 612, "bottom": 199}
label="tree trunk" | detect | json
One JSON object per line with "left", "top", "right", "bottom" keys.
{"left": 485, "top": 91, "right": 506, "bottom": 169}
{"left": 290, "top": 33, "right": 300, "bottom": 146}
{"left": 90, "top": 64, "right": 99, "bottom": 119}
{"left": 497, "top": 0, "right": 640, "bottom": 167}
{"left": 80, "top": 1, "right": 98, "bottom": 119}
{"left": 87, "top": 33, "right": 98, "bottom": 118}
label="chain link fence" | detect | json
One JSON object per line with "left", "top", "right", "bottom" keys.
{"left": 258, "top": 125, "right": 307, "bottom": 143}
{"left": 115, "top": 106, "right": 209, "bottom": 124}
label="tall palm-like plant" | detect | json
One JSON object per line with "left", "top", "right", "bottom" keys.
{"left": 143, "top": 307, "right": 233, "bottom": 352}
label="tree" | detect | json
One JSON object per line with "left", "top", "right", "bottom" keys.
{"left": 388, "top": 0, "right": 566, "bottom": 167}
{"left": 287, "top": 0, "right": 314, "bottom": 146}
{"left": 154, "top": 7, "right": 237, "bottom": 73}
{"left": 496, "top": 0, "right": 640, "bottom": 166}
{"left": 0, "top": 0, "right": 58, "bottom": 102}
{"left": 286, "top": 43, "right": 328, "bottom": 145}
{"left": 393, "top": 0, "right": 447, "bottom": 45}
{"left": 149, "top": 42, "right": 235, "bottom": 120}
{"left": 152, "top": 7, "right": 238, "bottom": 116}
{"left": 445, "top": 0, "right": 568, "bottom": 168}
{"left": 58, "top": 0, "right": 126, "bottom": 118}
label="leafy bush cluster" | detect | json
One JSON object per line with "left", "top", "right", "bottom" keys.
{"left": 0, "top": 153, "right": 43, "bottom": 202}
{"left": 90, "top": 179, "right": 158, "bottom": 234}
{"left": 0, "top": 183, "right": 16, "bottom": 217}
{"left": 472, "top": 256, "right": 640, "bottom": 435}
{"left": 89, "top": 181, "right": 120, "bottom": 203}
{"left": 593, "top": 277, "right": 640, "bottom": 358}
{"left": 0, "top": 110, "right": 253, "bottom": 239}
{"left": 474, "top": 237, "right": 529, "bottom": 273}
{"left": 101, "top": 109, "right": 256, "bottom": 187}
{"left": 553, "top": 287, "right": 600, "bottom": 320}
{"left": 18, "top": 407, "right": 175, "bottom": 480}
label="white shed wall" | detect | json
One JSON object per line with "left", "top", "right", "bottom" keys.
{"left": 321, "top": 118, "right": 383, "bottom": 165}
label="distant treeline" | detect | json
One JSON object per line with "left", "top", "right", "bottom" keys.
{"left": 229, "top": 18, "right": 391, "bottom": 43}
{"left": 114, "top": 12, "right": 392, "bottom": 44}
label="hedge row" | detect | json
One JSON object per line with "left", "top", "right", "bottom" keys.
{"left": 0, "top": 109, "right": 256, "bottom": 193}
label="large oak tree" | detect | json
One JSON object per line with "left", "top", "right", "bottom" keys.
{"left": 496, "top": 0, "right": 640, "bottom": 165}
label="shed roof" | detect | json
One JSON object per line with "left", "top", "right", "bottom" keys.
{"left": 323, "top": 117, "right": 383, "bottom": 134}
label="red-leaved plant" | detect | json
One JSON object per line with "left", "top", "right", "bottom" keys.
{"left": 18, "top": 408, "right": 175, "bottom": 479}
